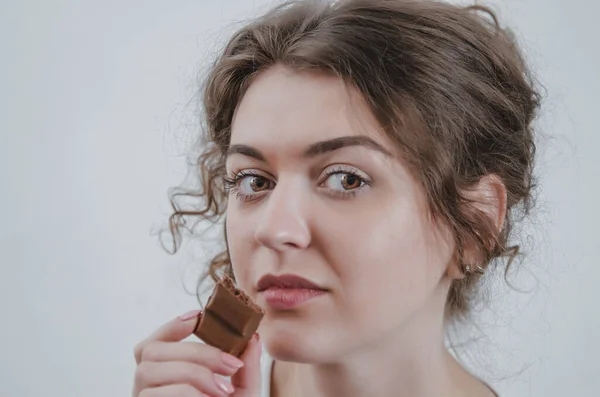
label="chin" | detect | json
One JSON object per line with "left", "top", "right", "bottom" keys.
{"left": 266, "top": 336, "right": 329, "bottom": 363}
{"left": 261, "top": 320, "right": 344, "bottom": 363}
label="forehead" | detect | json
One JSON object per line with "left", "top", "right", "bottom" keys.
{"left": 230, "top": 65, "right": 389, "bottom": 149}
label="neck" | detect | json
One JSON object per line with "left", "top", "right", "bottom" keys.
{"left": 273, "top": 281, "right": 487, "bottom": 397}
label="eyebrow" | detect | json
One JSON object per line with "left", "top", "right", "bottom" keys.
{"left": 226, "top": 135, "right": 391, "bottom": 161}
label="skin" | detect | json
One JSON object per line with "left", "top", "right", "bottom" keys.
{"left": 131, "top": 64, "right": 506, "bottom": 397}
{"left": 133, "top": 310, "right": 264, "bottom": 397}
{"left": 226, "top": 64, "right": 503, "bottom": 397}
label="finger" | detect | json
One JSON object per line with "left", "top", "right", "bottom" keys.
{"left": 138, "top": 384, "right": 207, "bottom": 397}
{"left": 135, "top": 361, "right": 235, "bottom": 397}
{"left": 134, "top": 310, "right": 202, "bottom": 364}
{"left": 140, "top": 341, "right": 244, "bottom": 376}
{"left": 231, "top": 334, "right": 262, "bottom": 396}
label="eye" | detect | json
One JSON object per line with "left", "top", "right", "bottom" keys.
{"left": 223, "top": 170, "right": 274, "bottom": 203}
{"left": 239, "top": 175, "right": 271, "bottom": 194}
{"left": 324, "top": 172, "right": 365, "bottom": 191}
{"left": 320, "top": 165, "right": 371, "bottom": 196}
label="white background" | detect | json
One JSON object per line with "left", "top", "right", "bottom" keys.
{"left": 0, "top": 0, "right": 598, "bottom": 396}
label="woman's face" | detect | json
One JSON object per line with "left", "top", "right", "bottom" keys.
{"left": 226, "top": 65, "right": 455, "bottom": 362}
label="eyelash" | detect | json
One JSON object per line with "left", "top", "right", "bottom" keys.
{"left": 223, "top": 170, "right": 267, "bottom": 203}
{"left": 322, "top": 166, "right": 371, "bottom": 198}
{"left": 223, "top": 167, "right": 371, "bottom": 203}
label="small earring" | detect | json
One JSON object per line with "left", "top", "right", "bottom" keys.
{"left": 464, "top": 264, "right": 485, "bottom": 275}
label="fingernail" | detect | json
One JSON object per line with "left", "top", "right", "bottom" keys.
{"left": 214, "top": 374, "right": 235, "bottom": 394}
{"left": 221, "top": 352, "right": 244, "bottom": 370}
{"left": 177, "top": 310, "right": 201, "bottom": 321}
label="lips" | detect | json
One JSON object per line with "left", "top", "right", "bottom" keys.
{"left": 256, "top": 274, "right": 328, "bottom": 310}
{"left": 256, "top": 274, "right": 326, "bottom": 292}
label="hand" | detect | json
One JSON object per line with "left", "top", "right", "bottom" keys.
{"left": 132, "top": 310, "right": 263, "bottom": 397}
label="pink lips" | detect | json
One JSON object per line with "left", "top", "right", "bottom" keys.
{"left": 257, "top": 274, "right": 327, "bottom": 310}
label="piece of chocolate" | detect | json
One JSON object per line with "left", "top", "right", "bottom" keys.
{"left": 193, "top": 275, "right": 264, "bottom": 357}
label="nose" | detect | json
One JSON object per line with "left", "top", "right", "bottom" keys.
{"left": 254, "top": 180, "right": 311, "bottom": 252}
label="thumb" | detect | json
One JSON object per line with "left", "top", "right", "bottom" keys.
{"left": 231, "top": 334, "right": 263, "bottom": 397}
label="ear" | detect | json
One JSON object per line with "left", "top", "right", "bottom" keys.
{"left": 447, "top": 174, "right": 507, "bottom": 279}
{"left": 467, "top": 173, "right": 507, "bottom": 232}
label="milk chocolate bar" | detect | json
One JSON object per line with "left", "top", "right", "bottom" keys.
{"left": 193, "top": 275, "right": 264, "bottom": 357}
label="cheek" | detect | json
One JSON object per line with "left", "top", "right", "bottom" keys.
{"left": 225, "top": 210, "right": 255, "bottom": 289}
{"left": 321, "top": 198, "right": 450, "bottom": 322}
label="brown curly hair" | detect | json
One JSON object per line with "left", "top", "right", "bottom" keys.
{"left": 165, "top": 0, "right": 540, "bottom": 320}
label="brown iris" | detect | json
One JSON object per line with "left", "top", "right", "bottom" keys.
{"left": 249, "top": 177, "right": 269, "bottom": 192}
{"left": 340, "top": 174, "right": 361, "bottom": 190}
